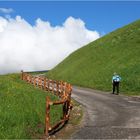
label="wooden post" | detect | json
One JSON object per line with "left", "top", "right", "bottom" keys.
{"left": 29, "top": 75, "right": 31, "bottom": 83}
{"left": 48, "top": 80, "right": 50, "bottom": 92}
{"left": 23, "top": 73, "right": 27, "bottom": 81}
{"left": 63, "top": 101, "right": 67, "bottom": 119}
{"left": 64, "top": 82, "right": 67, "bottom": 93}
{"left": 31, "top": 76, "right": 33, "bottom": 84}
{"left": 45, "top": 97, "right": 50, "bottom": 137}
{"left": 39, "top": 78, "right": 42, "bottom": 88}
{"left": 38, "top": 77, "right": 40, "bottom": 88}
{"left": 27, "top": 75, "right": 29, "bottom": 83}
{"left": 34, "top": 77, "right": 36, "bottom": 87}
{"left": 46, "top": 78, "right": 48, "bottom": 90}
{"left": 41, "top": 78, "right": 43, "bottom": 89}
{"left": 60, "top": 81, "right": 63, "bottom": 96}
{"left": 29, "top": 75, "right": 30, "bottom": 83}
{"left": 32, "top": 76, "right": 34, "bottom": 85}
{"left": 52, "top": 81, "right": 54, "bottom": 93}
{"left": 44, "top": 78, "right": 46, "bottom": 91}
{"left": 21, "top": 70, "right": 23, "bottom": 80}
{"left": 57, "top": 82, "right": 59, "bottom": 96}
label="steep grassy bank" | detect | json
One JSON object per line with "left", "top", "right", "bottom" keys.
{"left": 0, "top": 74, "right": 62, "bottom": 139}
{"left": 47, "top": 20, "right": 140, "bottom": 95}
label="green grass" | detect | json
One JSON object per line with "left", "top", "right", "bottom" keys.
{"left": 46, "top": 19, "right": 140, "bottom": 95}
{"left": 0, "top": 74, "right": 62, "bottom": 139}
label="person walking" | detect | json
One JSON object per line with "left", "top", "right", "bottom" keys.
{"left": 112, "top": 72, "right": 121, "bottom": 95}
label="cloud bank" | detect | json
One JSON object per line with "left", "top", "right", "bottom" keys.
{"left": 0, "top": 8, "right": 14, "bottom": 14}
{"left": 0, "top": 16, "right": 100, "bottom": 74}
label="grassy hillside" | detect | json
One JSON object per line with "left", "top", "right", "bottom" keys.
{"left": 47, "top": 20, "right": 140, "bottom": 95}
{"left": 0, "top": 74, "right": 62, "bottom": 139}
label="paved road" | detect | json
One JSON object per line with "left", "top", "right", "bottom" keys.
{"left": 71, "top": 86, "right": 140, "bottom": 139}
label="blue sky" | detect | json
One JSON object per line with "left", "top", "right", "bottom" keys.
{"left": 0, "top": 1, "right": 140, "bottom": 73}
{"left": 0, "top": 1, "right": 140, "bottom": 34}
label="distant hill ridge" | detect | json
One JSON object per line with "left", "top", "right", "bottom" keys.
{"left": 46, "top": 19, "right": 140, "bottom": 95}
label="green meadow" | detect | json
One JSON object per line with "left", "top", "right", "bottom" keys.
{"left": 47, "top": 20, "right": 140, "bottom": 95}
{"left": 0, "top": 18, "right": 140, "bottom": 139}
{"left": 0, "top": 74, "right": 62, "bottom": 138}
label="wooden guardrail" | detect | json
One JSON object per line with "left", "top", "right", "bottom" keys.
{"left": 21, "top": 71, "right": 72, "bottom": 137}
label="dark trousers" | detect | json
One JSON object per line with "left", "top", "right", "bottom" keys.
{"left": 113, "top": 82, "right": 119, "bottom": 94}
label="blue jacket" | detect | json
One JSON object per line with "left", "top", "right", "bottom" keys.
{"left": 112, "top": 75, "right": 121, "bottom": 83}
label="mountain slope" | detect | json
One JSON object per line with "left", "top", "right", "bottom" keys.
{"left": 47, "top": 20, "right": 140, "bottom": 95}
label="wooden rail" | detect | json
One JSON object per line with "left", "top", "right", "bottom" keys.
{"left": 21, "top": 71, "right": 72, "bottom": 137}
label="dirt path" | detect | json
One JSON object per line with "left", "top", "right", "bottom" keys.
{"left": 71, "top": 86, "right": 140, "bottom": 139}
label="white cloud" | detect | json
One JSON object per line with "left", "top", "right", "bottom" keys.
{"left": 0, "top": 16, "right": 100, "bottom": 74}
{"left": 0, "top": 8, "right": 14, "bottom": 14}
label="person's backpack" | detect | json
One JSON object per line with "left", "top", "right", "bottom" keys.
{"left": 116, "top": 76, "right": 120, "bottom": 82}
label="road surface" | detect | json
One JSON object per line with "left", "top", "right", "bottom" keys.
{"left": 71, "top": 86, "right": 140, "bottom": 139}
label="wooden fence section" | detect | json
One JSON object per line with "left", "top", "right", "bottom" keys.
{"left": 21, "top": 71, "right": 72, "bottom": 136}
